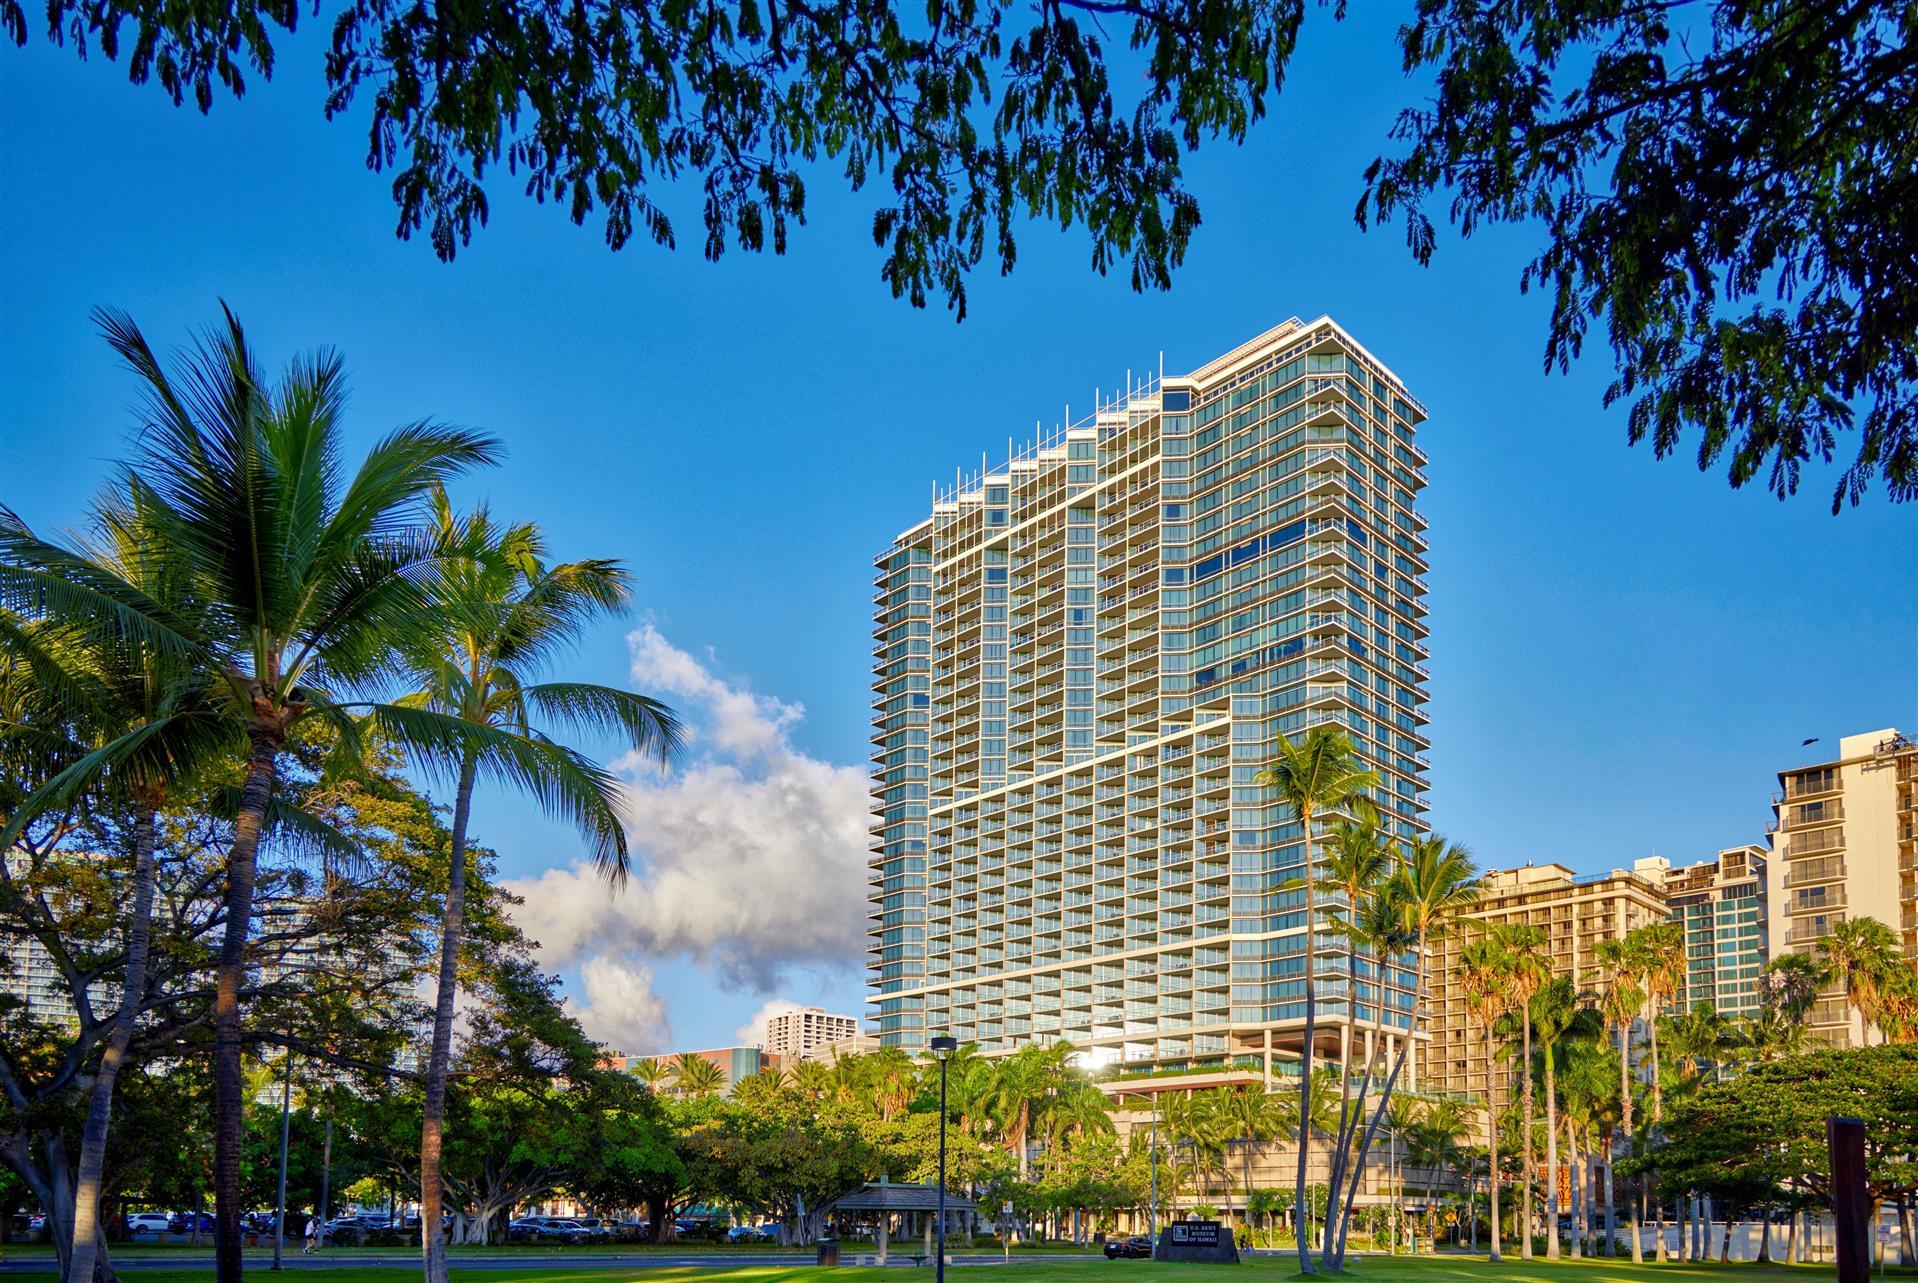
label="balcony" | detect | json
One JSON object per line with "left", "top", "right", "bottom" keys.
{"left": 1781, "top": 802, "right": 1845, "bottom": 830}
{"left": 1787, "top": 888, "right": 1847, "bottom": 915}
{"left": 1788, "top": 828, "right": 1846, "bottom": 857}
{"left": 1784, "top": 857, "right": 1846, "bottom": 887}
{"left": 1785, "top": 920, "right": 1839, "bottom": 947}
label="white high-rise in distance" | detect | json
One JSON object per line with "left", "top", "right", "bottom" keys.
{"left": 869, "top": 317, "right": 1433, "bottom": 1080}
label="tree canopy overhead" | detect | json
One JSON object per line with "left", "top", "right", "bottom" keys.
{"left": 6, "top": 0, "right": 1913, "bottom": 504}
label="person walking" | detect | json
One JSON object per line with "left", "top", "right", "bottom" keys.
{"left": 302, "top": 1216, "right": 320, "bottom": 1255}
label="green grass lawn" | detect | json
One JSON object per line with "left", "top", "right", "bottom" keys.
{"left": 5, "top": 1255, "right": 1911, "bottom": 1283}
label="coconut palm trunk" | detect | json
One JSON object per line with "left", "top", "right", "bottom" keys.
{"left": 64, "top": 804, "right": 159, "bottom": 1283}
{"left": 421, "top": 756, "right": 478, "bottom": 1283}
{"left": 1620, "top": 1018, "right": 1639, "bottom": 1262}
{"left": 215, "top": 728, "right": 282, "bottom": 1283}
{"left": 1487, "top": 1022, "right": 1502, "bottom": 1261}
{"left": 1294, "top": 799, "right": 1318, "bottom": 1274}
{"left": 1520, "top": 1010, "right": 1535, "bottom": 1259}
{"left": 1544, "top": 1042, "right": 1560, "bottom": 1259}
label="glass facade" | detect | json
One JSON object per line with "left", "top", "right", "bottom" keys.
{"left": 869, "top": 318, "right": 1432, "bottom": 1068}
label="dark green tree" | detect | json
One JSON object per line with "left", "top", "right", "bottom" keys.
{"left": 8, "top": 1, "right": 1911, "bottom": 503}
{"left": 1363, "top": 0, "right": 1918, "bottom": 509}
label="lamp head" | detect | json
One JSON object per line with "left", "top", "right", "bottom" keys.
{"left": 930, "top": 1035, "right": 958, "bottom": 1061}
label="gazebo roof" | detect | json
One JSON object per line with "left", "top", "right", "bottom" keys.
{"left": 823, "top": 1180, "right": 976, "bottom": 1213}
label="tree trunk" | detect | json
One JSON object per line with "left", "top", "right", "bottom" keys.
{"left": 1784, "top": 1207, "right": 1797, "bottom": 1264}
{"left": 1518, "top": 1009, "right": 1533, "bottom": 1260}
{"left": 1569, "top": 1132, "right": 1582, "bottom": 1259}
{"left": 1720, "top": 1210, "right": 1731, "bottom": 1262}
{"left": 1543, "top": 1041, "right": 1560, "bottom": 1260}
{"left": 1329, "top": 928, "right": 1429, "bottom": 1271}
{"left": 421, "top": 756, "right": 479, "bottom": 1283}
{"left": 214, "top": 728, "right": 280, "bottom": 1283}
{"left": 1486, "top": 1021, "right": 1501, "bottom": 1262}
{"left": 318, "top": 1111, "right": 334, "bottom": 1248}
{"left": 1293, "top": 804, "right": 1316, "bottom": 1274}
{"left": 1604, "top": 1141, "right": 1617, "bottom": 1258}
{"left": 1898, "top": 1193, "right": 1914, "bottom": 1266}
{"left": 1758, "top": 1209, "right": 1772, "bottom": 1263}
{"left": 65, "top": 804, "right": 159, "bottom": 1283}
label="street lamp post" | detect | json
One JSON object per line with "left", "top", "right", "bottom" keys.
{"left": 931, "top": 1036, "right": 958, "bottom": 1283}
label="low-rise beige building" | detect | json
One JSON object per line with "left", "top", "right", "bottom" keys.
{"left": 1766, "top": 728, "right": 1918, "bottom": 1046}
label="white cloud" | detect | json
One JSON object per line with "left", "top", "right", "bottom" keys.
{"left": 734, "top": 996, "right": 805, "bottom": 1048}
{"left": 571, "top": 957, "right": 673, "bottom": 1055}
{"left": 507, "top": 625, "right": 870, "bottom": 1032}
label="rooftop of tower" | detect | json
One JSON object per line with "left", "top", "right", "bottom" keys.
{"left": 890, "top": 314, "right": 1425, "bottom": 547}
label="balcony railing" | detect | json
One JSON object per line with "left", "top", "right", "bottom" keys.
{"left": 1789, "top": 828, "right": 1846, "bottom": 856}
{"left": 1788, "top": 888, "right": 1847, "bottom": 914}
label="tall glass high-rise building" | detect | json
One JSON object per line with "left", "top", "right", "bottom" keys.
{"left": 869, "top": 317, "right": 1432, "bottom": 1076}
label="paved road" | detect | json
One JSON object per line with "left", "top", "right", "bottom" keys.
{"left": 0, "top": 1252, "right": 1089, "bottom": 1273}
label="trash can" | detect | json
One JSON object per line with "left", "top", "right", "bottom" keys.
{"left": 817, "top": 1238, "right": 840, "bottom": 1267}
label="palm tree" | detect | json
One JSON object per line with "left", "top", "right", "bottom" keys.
{"left": 672, "top": 1053, "right": 726, "bottom": 1096}
{"left": 1326, "top": 834, "right": 1476, "bottom": 1270}
{"left": 1252, "top": 727, "right": 1377, "bottom": 1274}
{"left": 990, "top": 1041, "right": 1073, "bottom": 1178}
{"left": 1529, "top": 975, "right": 1593, "bottom": 1259}
{"left": 0, "top": 491, "right": 236, "bottom": 1283}
{"left": 1729, "top": 1006, "right": 1809, "bottom": 1064}
{"left": 1764, "top": 951, "right": 1829, "bottom": 1022}
{"left": 1660, "top": 1002, "right": 1729, "bottom": 1082}
{"left": 0, "top": 306, "right": 501, "bottom": 1283}
{"left": 1621, "top": 920, "right": 1682, "bottom": 1262}
{"left": 406, "top": 495, "right": 680, "bottom": 1283}
{"left": 1217, "top": 1086, "right": 1288, "bottom": 1231}
{"left": 1408, "top": 1101, "right": 1467, "bottom": 1245}
{"left": 1382, "top": 1092, "right": 1425, "bottom": 1252}
{"left": 1820, "top": 917, "right": 1902, "bottom": 1043}
{"left": 1594, "top": 935, "right": 1644, "bottom": 1260}
{"left": 1454, "top": 934, "right": 1510, "bottom": 1261}
{"left": 1495, "top": 923, "right": 1550, "bottom": 1258}
{"left": 631, "top": 1057, "right": 672, "bottom": 1090}
{"left": 1316, "top": 808, "right": 1391, "bottom": 1244}
{"left": 790, "top": 1058, "right": 834, "bottom": 1103}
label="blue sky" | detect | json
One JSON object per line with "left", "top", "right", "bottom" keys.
{"left": 3, "top": 2, "right": 1913, "bottom": 1053}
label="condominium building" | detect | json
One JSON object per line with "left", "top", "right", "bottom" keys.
{"left": 1425, "top": 862, "right": 1668, "bottom": 1104}
{"left": 1767, "top": 728, "right": 1918, "bottom": 1046}
{"left": 869, "top": 316, "right": 1434, "bottom": 1076}
{"left": 763, "top": 1006, "right": 862, "bottom": 1060}
{"left": 1636, "top": 846, "right": 1769, "bottom": 1019}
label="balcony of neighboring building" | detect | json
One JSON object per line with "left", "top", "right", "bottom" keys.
{"left": 1771, "top": 800, "right": 1845, "bottom": 834}
{"left": 1785, "top": 886, "right": 1847, "bottom": 916}
{"left": 1784, "top": 855, "right": 1847, "bottom": 887}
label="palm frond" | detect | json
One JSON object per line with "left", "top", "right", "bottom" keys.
{"left": 365, "top": 702, "right": 630, "bottom": 880}
{"left": 519, "top": 682, "right": 682, "bottom": 765}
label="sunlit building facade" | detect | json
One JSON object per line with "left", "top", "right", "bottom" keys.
{"left": 1767, "top": 728, "right": 1918, "bottom": 1046}
{"left": 869, "top": 317, "right": 1434, "bottom": 1078}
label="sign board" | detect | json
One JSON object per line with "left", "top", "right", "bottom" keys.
{"left": 1168, "top": 1224, "right": 1222, "bottom": 1247}
{"left": 1153, "top": 1219, "right": 1238, "bottom": 1265}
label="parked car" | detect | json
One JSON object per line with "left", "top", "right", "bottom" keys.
{"left": 168, "top": 1212, "right": 215, "bottom": 1234}
{"left": 127, "top": 1213, "right": 173, "bottom": 1234}
{"left": 1104, "top": 1235, "right": 1154, "bottom": 1259}
{"left": 508, "top": 1217, "right": 590, "bottom": 1245}
{"left": 727, "top": 1224, "right": 777, "bottom": 1243}
{"left": 573, "top": 1217, "right": 615, "bottom": 1242}
{"left": 325, "top": 1216, "right": 385, "bottom": 1245}
{"left": 613, "top": 1221, "right": 648, "bottom": 1242}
